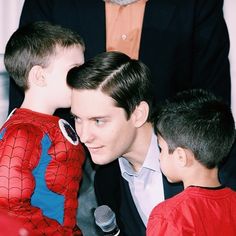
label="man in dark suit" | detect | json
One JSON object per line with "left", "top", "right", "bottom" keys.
{"left": 67, "top": 51, "right": 236, "bottom": 236}
{"left": 10, "top": 0, "right": 230, "bottom": 110}
{"left": 10, "top": 1, "right": 232, "bottom": 235}
{"left": 67, "top": 51, "right": 176, "bottom": 235}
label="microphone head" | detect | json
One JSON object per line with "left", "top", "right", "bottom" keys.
{"left": 94, "top": 205, "right": 117, "bottom": 233}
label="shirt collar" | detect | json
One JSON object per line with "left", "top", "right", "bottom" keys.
{"left": 104, "top": 0, "right": 148, "bottom": 6}
{"left": 119, "top": 131, "right": 161, "bottom": 178}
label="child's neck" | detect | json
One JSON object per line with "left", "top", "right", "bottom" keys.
{"left": 183, "top": 167, "right": 221, "bottom": 189}
{"left": 21, "top": 97, "right": 55, "bottom": 115}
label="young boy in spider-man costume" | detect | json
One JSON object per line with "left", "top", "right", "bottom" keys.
{"left": 0, "top": 21, "right": 85, "bottom": 235}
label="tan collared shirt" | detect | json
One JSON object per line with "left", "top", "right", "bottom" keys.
{"left": 105, "top": 0, "right": 148, "bottom": 59}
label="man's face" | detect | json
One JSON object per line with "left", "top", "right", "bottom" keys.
{"left": 71, "top": 89, "right": 137, "bottom": 165}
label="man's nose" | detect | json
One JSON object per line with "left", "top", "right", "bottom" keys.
{"left": 76, "top": 124, "right": 92, "bottom": 144}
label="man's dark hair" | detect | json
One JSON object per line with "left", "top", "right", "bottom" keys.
{"left": 67, "top": 51, "right": 154, "bottom": 120}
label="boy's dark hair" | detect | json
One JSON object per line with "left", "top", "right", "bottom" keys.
{"left": 67, "top": 51, "right": 154, "bottom": 121}
{"left": 4, "top": 21, "right": 85, "bottom": 90}
{"left": 154, "top": 89, "right": 235, "bottom": 168}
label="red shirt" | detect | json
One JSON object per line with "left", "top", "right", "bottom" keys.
{"left": 147, "top": 186, "right": 236, "bottom": 236}
{"left": 0, "top": 108, "right": 85, "bottom": 235}
{"left": 0, "top": 210, "right": 32, "bottom": 236}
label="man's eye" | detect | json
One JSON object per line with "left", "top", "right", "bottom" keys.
{"left": 95, "top": 119, "right": 104, "bottom": 125}
{"left": 72, "top": 115, "right": 81, "bottom": 123}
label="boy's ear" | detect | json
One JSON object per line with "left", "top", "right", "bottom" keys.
{"left": 28, "top": 65, "right": 47, "bottom": 87}
{"left": 132, "top": 101, "right": 149, "bottom": 127}
{"left": 173, "top": 147, "right": 189, "bottom": 167}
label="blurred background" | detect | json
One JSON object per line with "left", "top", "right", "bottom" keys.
{"left": 0, "top": 0, "right": 24, "bottom": 126}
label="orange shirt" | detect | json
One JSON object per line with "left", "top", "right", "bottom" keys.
{"left": 105, "top": 0, "right": 148, "bottom": 59}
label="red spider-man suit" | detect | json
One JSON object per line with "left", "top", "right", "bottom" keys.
{"left": 0, "top": 108, "right": 85, "bottom": 235}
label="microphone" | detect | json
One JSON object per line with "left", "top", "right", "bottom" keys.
{"left": 94, "top": 205, "right": 120, "bottom": 236}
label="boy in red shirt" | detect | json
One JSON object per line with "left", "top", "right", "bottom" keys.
{"left": 147, "top": 89, "right": 236, "bottom": 236}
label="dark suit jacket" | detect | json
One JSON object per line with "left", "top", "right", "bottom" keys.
{"left": 10, "top": 0, "right": 230, "bottom": 114}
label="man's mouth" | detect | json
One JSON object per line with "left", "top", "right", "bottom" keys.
{"left": 87, "top": 146, "right": 103, "bottom": 153}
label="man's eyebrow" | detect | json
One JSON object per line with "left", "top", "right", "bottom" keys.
{"left": 70, "top": 112, "right": 108, "bottom": 120}
{"left": 90, "top": 116, "right": 108, "bottom": 120}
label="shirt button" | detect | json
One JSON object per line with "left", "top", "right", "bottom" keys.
{"left": 121, "top": 34, "right": 127, "bottom": 40}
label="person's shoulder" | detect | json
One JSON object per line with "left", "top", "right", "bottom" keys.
{"left": 150, "top": 189, "right": 188, "bottom": 220}
{"left": 0, "top": 110, "right": 44, "bottom": 145}
{"left": 226, "top": 187, "right": 236, "bottom": 198}
{"left": 151, "top": 192, "right": 183, "bottom": 215}
{"left": 1, "top": 122, "right": 42, "bottom": 137}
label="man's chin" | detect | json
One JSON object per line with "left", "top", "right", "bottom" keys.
{"left": 91, "top": 156, "right": 114, "bottom": 165}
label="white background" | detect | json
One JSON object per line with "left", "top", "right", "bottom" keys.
{"left": 0, "top": 0, "right": 235, "bottom": 126}
{"left": 0, "top": 0, "right": 24, "bottom": 126}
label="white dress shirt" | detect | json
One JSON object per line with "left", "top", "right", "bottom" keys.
{"left": 119, "top": 132, "right": 164, "bottom": 226}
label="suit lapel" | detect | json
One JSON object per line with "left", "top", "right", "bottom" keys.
{"left": 120, "top": 177, "right": 146, "bottom": 235}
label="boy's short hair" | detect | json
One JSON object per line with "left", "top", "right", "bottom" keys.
{"left": 154, "top": 89, "right": 235, "bottom": 168}
{"left": 67, "top": 51, "right": 154, "bottom": 120}
{"left": 4, "top": 21, "right": 85, "bottom": 90}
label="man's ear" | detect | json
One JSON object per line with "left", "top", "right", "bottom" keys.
{"left": 132, "top": 101, "right": 149, "bottom": 127}
{"left": 28, "top": 65, "right": 47, "bottom": 87}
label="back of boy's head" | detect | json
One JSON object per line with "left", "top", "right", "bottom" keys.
{"left": 67, "top": 51, "right": 154, "bottom": 121}
{"left": 154, "top": 89, "right": 235, "bottom": 169}
{"left": 4, "top": 21, "right": 85, "bottom": 90}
